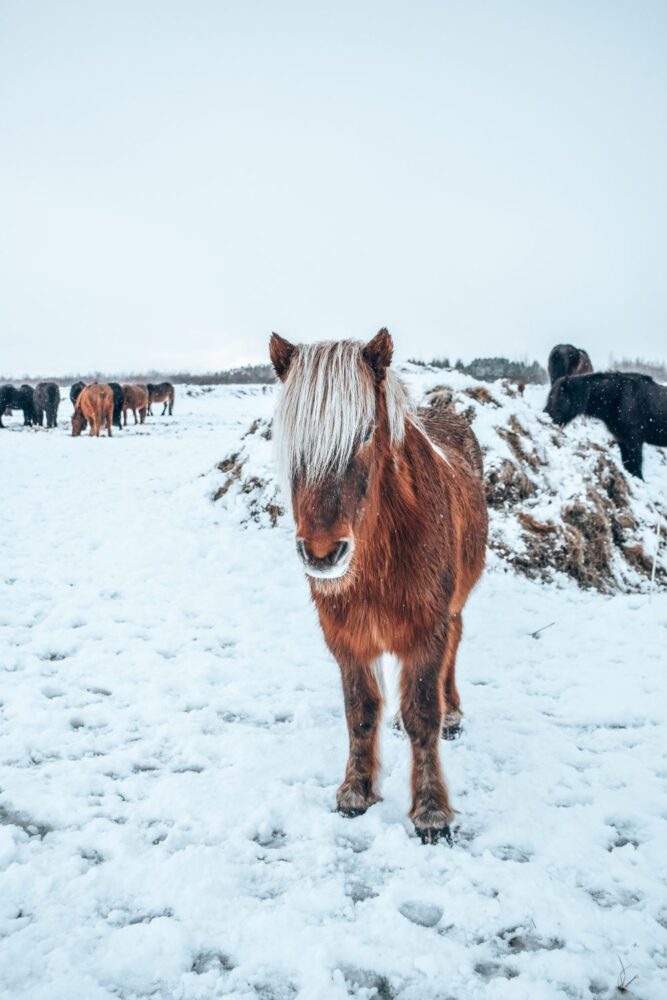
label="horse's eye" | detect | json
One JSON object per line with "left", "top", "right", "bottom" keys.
{"left": 362, "top": 424, "right": 374, "bottom": 444}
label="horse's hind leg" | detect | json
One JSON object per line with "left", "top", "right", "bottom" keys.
{"left": 162, "top": 401, "right": 167, "bottom": 415}
{"left": 618, "top": 437, "right": 643, "bottom": 479}
{"left": 442, "top": 613, "right": 463, "bottom": 740}
{"left": 336, "top": 659, "right": 383, "bottom": 817}
{"left": 401, "top": 647, "right": 454, "bottom": 844}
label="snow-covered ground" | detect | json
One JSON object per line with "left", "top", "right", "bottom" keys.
{"left": 1, "top": 382, "right": 666, "bottom": 1000}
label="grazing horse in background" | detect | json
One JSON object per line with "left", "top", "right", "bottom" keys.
{"left": 107, "top": 382, "right": 124, "bottom": 429}
{"left": 0, "top": 384, "right": 36, "bottom": 427}
{"left": 18, "top": 385, "right": 36, "bottom": 425}
{"left": 70, "top": 381, "right": 87, "bottom": 429}
{"left": 547, "top": 344, "right": 593, "bottom": 385}
{"left": 147, "top": 382, "right": 175, "bottom": 416}
{"left": 33, "top": 382, "right": 61, "bottom": 428}
{"left": 121, "top": 384, "right": 149, "bottom": 425}
{"left": 545, "top": 371, "right": 667, "bottom": 478}
{"left": 72, "top": 384, "right": 114, "bottom": 438}
{"left": 271, "top": 330, "right": 487, "bottom": 844}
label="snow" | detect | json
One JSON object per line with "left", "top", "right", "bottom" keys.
{"left": 1, "top": 382, "right": 666, "bottom": 999}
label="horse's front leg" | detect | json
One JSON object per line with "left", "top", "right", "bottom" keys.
{"left": 401, "top": 647, "right": 454, "bottom": 844}
{"left": 336, "top": 659, "right": 383, "bottom": 817}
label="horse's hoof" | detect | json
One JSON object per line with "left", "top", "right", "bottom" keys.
{"left": 441, "top": 709, "right": 462, "bottom": 741}
{"left": 441, "top": 722, "right": 462, "bottom": 741}
{"left": 337, "top": 805, "right": 368, "bottom": 818}
{"left": 418, "top": 825, "right": 453, "bottom": 846}
{"left": 336, "top": 784, "right": 380, "bottom": 818}
{"left": 412, "top": 805, "right": 454, "bottom": 844}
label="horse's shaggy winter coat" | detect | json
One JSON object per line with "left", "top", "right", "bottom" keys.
{"left": 271, "top": 330, "right": 487, "bottom": 844}
{"left": 545, "top": 371, "right": 667, "bottom": 478}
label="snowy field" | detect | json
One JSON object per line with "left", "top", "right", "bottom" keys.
{"left": 1, "top": 380, "right": 666, "bottom": 1000}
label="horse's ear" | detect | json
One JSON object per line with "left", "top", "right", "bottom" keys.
{"left": 362, "top": 328, "right": 393, "bottom": 381}
{"left": 270, "top": 333, "right": 296, "bottom": 382}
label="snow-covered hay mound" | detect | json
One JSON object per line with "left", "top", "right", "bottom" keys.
{"left": 212, "top": 368, "right": 667, "bottom": 594}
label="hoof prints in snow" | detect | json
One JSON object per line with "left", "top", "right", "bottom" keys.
{"left": 0, "top": 804, "right": 51, "bottom": 839}
{"left": 190, "top": 950, "right": 235, "bottom": 974}
{"left": 399, "top": 901, "right": 443, "bottom": 927}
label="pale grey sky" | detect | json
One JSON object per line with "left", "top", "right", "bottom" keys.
{"left": 1, "top": 0, "right": 666, "bottom": 376}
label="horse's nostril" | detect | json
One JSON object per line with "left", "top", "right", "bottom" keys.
{"left": 334, "top": 540, "right": 350, "bottom": 565}
{"left": 296, "top": 537, "right": 351, "bottom": 567}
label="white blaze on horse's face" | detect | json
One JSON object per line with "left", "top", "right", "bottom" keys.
{"left": 270, "top": 330, "right": 403, "bottom": 590}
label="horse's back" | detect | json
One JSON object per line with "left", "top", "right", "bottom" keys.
{"left": 79, "top": 383, "right": 112, "bottom": 414}
{"left": 418, "top": 403, "right": 484, "bottom": 480}
{"left": 415, "top": 400, "right": 487, "bottom": 609}
{"left": 122, "top": 384, "right": 148, "bottom": 407}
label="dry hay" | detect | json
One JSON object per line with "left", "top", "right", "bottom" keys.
{"left": 463, "top": 385, "right": 500, "bottom": 407}
{"left": 213, "top": 419, "right": 284, "bottom": 527}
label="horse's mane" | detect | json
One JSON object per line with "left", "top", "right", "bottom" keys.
{"left": 273, "top": 340, "right": 416, "bottom": 483}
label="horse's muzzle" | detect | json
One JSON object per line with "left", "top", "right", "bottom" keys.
{"left": 296, "top": 537, "right": 353, "bottom": 579}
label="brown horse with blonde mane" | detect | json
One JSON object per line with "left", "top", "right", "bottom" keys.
{"left": 72, "top": 383, "right": 114, "bottom": 437}
{"left": 270, "top": 329, "right": 487, "bottom": 844}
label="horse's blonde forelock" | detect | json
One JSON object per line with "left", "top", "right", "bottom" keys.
{"left": 273, "top": 340, "right": 414, "bottom": 484}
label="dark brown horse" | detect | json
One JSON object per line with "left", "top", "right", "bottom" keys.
{"left": 270, "top": 330, "right": 487, "bottom": 844}
{"left": 121, "top": 384, "right": 149, "bottom": 425}
{"left": 147, "top": 382, "right": 175, "bottom": 416}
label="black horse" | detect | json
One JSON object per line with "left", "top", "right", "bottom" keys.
{"left": 70, "top": 381, "right": 86, "bottom": 406}
{"left": 545, "top": 371, "right": 667, "bottom": 478}
{"left": 108, "top": 382, "right": 124, "bottom": 429}
{"left": 0, "top": 384, "right": 36, "bottom": 427}
{"left": 34, "top": 382, "right": 61, "bottom": 428}
{"left": 547, "top": 344, "right": 593, "bottom": 385}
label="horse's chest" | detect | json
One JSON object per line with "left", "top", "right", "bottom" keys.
{"left": 319, "top": 581, "right": 435, "bottom": 660}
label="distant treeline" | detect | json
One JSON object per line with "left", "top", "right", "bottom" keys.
{"left": 407, "top": 356, "right": 548, "bottom": 384}
{"left": 0, "top": 364, "right": 277, "bottom": 387}
{"left": 610, "top": 356, "right": 667, "bottom": 381}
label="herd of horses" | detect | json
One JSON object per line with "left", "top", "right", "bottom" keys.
{"left": 0, "top": 380, "right": 175, "bottom": 435}
{"left": 270, "top": 332, "right": 667, "bottom": 844}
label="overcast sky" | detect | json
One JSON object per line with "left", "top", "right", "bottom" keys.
{"left": 1, "top": 0, "right": 666, "bottom": 377}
